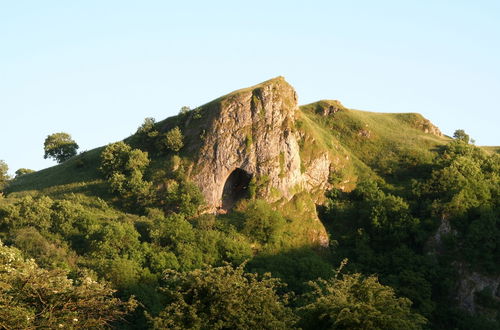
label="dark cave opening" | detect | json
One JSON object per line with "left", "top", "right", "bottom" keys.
{"left": 221, "top": 168, "right": 252, "bottom": 211}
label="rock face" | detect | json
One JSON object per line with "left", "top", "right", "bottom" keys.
{"left": 428, "top": 218, "right": 500, "bottom": 317}
{"left": 456, "top": 264, "right": 500, "bottom": 314}
{"left": 189, "top": 77, "right": 330, "bottom": 213}
{"left": 314, "top": 100, "right": 345, "bottom": 116}
{"left": 413, "top": 117, "right": 443, "bottom": 137}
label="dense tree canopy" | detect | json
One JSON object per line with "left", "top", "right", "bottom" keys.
{"left": 148, "top": 264, "right": 297, "bottom": 329}
{"left": 298, "top": 271, "right": 427, "bottom": 330}
{"left": 2, "top": 114, "right": 498, "bottom": 329}
{"left": 0, "top": 241, "right": 136, "bottom": 329}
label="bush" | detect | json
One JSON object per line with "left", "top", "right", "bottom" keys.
{"left": 148, "top": 264, "right": 297, "bottom": 329}
{"left": 160, "top": 127, "right": 184, "bottom": 152}
{"left": 241, "top": 200, "right": 286, "bottom": 244}
{"left": 100, "top": 142, "right": 153, "bottom": 209}
{"left": 0, "top": 241, "right": 136, "bottom": 328}
{"left": 14, "top": 168, "right": 35, "bottom": 177}
{"left": 298, "top": 271, "right": 427, "bottom": 330}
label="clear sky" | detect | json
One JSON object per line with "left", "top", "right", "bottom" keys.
{"left": 1, "top": 1, "right": 499, "bottom": 175}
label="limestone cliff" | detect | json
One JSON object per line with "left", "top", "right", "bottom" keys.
{"left": 186, "top": 77, "right": 331, "bottom": 214}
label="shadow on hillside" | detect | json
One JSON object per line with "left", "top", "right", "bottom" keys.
{"left": 245, "top": 246, "right": 334, "bottom": 295}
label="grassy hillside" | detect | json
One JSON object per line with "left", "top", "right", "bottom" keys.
{"left": 299, "top": 101, "right": 451, "bottom": 191}
{"left": 8, "top": 101, "right": 453, "bottom": 198}
{"left": 6, "top": 147, "right": 105, "bottom": 197}
{"left": 3, "top": 97, "right": 499, "bottom": 329}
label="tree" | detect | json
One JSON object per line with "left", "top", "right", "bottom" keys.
{"left": 298, "top": 271, "right": 427, "bottom": 330}
{"left": 0, "top": 160, "right": 9, "bottom": 189}
{"left": 160, "top": 127, "right": 184, "bottom": 152}
{"left": 179, "top": 106, "right": 191, "bottom": 115}
{"left": 241, "top": 200, "right": 286, "bottom": 244}
{"left": 148, "top": 264, "right": 297, "bottom": 329}
{"left": 43, "top": 132, "right": 79, "bottom": 163}
{"left": 100, "top": 142, "right": 153, "bottom": 208}
{"left": 133, "top": 117, "right": 159, "bottom": 151}
{"left": 15, "top": 168, "right": 35, "bottom": 177}
{"left": 453, "top": 129, "right": 470, "bottom": 144}
{"left": 0, "top": 241, "right": 136, "bottom": 329}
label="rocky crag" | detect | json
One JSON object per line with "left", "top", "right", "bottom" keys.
{"left": 187, "top": 77, "right": 331, "bottom": 213}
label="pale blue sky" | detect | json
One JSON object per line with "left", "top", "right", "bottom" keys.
{"left": 1, "top": 1, "right": 499, "bottom": 174}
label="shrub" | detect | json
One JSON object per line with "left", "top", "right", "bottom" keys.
{"left": 148, "top": 264, "right": 297, "bottom": 329}
{"left": 298, "top": 272, "right": 427, "bottom": 330}
{"left": 0, "top": 241, "right": 136, "bottom": 328}
{"left": 160, "top": 127, "right": 184, "bottom": 152}
{"left": 241, "top": 200, "right": 286, "bottom": 244}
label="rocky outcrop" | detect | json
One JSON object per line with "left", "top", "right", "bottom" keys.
{"left": 413, "top": 117, "right": 443, "bottom": 137}
{"left": 313, "top": 100, "right": 345, "bottom": 116}
{"left": 426, "top": 216, "right": 456, "bottom": 254}
{"left": 456, "top": 264, "right": 500, "bottom": 314}
{"left": 428, "top": 218, "right": 500, "bottom": 316}
{"left": 189, "top": 77, "right": 331, "bottom": 214}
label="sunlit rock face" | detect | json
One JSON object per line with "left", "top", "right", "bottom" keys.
{"left": 190, "top": 77, "right": 330, "bottom": 213}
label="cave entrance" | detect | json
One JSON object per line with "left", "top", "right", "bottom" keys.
{"left": 221, "top": 168, "right": 252, "bottom": 211}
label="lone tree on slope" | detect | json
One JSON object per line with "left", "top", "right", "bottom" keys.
{"left": 44, "top": 132, "right": 79, "bottom": 163}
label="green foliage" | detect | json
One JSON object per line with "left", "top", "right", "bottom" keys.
{"left": 159, "top": 126, "right": 184, "bottom": 153}
{"left": 148, "top": 264, "right": 297, "bottom": 329}
{"left": 100, "top": 142, "right": 149, "bottom": 178}
{"left": 245, "top": 133, "right": 253, "bottom": 152}
{"left": 240, "top": 200, "right": 286, "bottom": 245}
{"left": 248, "top": 248, "right": 334, "bottom": 294}
{"left": 161, "top": 178, "right": 205, "bottom": 218}
{"left": 14, "top": 168, "right": 35, "bottom": 177}
{"left": 133, "top": 117, "right": 159, "bottom": 152}
{"left": 1, "top": 195, "right": 54, "bottom": 232}
{"left": 414, "top": 141, "right": 496, "bottom": 219}
{"left": 0, "top": 160, "right": 9, "bottom": 190}
{"left": 327, "top": 180, "right": 420, "bottom": 250}
{"left": 2, "top": 91, "right": 498, "bottom": 329}
{"left": 453, "top": 129, "right": 470, "bottom": 144}
{"left": 323, "top": 183, "right": 439, "bottom": 318}
{"left": 298, "top": 271, "right": 427, "bottom": 330}
{"left": 43, "top": 132, "right": 79, "bottom": 163}
{"left": 179, "top": 106, "right": 190, "bottom": 115}
{"left": 11, "top": 227, "right": 73, "bottom": 270}
{"left": 0, "top": 241, "right": 136, "bottom": 329}
{"left": 460, "top": 208, "right": 500, "bottom": 273}
{"left": 100, "top": 142, "right": 153, "bottom": 208}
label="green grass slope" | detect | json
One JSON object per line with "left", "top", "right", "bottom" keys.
{"left": 8, "top": 100, "right": 457, "bottom": 199}
{"left": 299, "top": 101, "right": 452, "bottom": 189}
{"left": 6, "top": 147, "right": 106, "bottom": 198}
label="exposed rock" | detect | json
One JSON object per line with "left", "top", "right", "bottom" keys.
{"left": 186, "top": 77, "right": 331, "bottom": 244}
{"left": 428, "top": 218, "right": 500, "bottom": 317}
{"left": 314, "top": 100, "right": 345, "bottom": 116}
{"left": 456, "top": 263, "right": 500, "bottom": 315}
{"left": 358, "top": 127, "right": 371, "bottom": 138}
{"left": 413, "top": 117, "right": 443, "bottom": 137}
{"left": 190, "top": 77, "right": 297, "bottom": 208}
{"left": 426, "top": 216, "right": 456, "bottom": 254}
{"left": 302, "top": 153, "right": 331, "bottom": 193}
